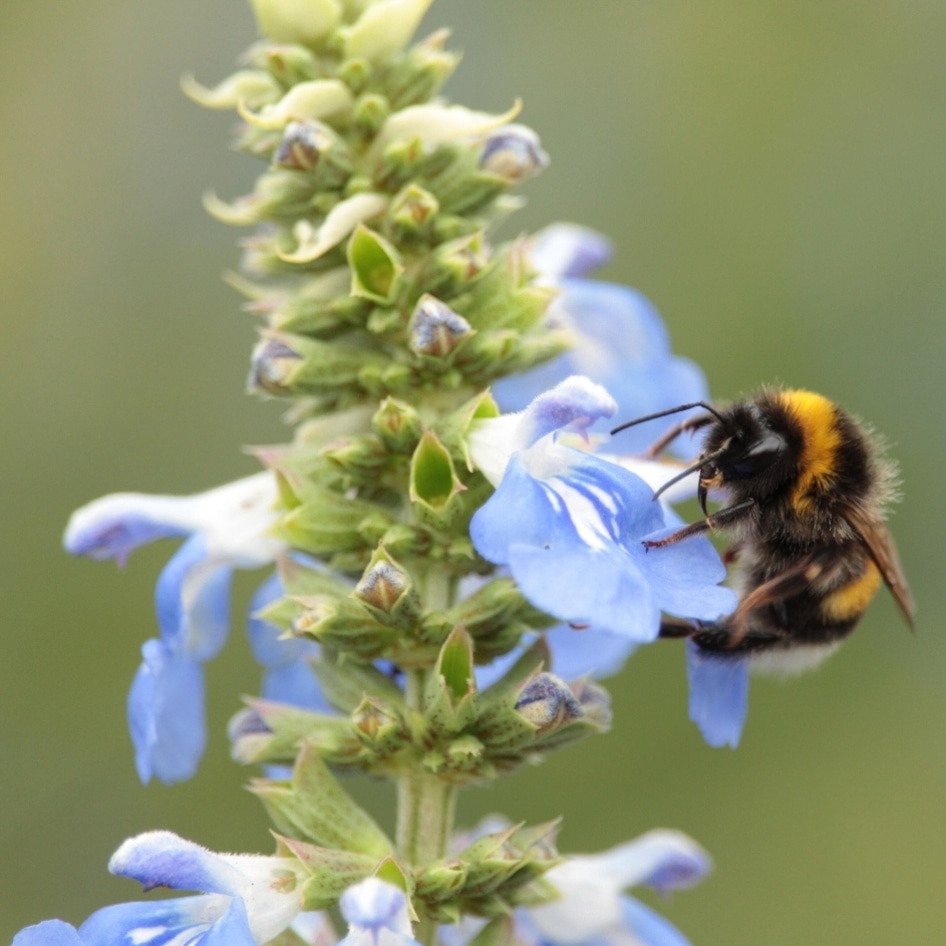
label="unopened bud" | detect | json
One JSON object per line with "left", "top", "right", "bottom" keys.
{"left": 409, "top": 295, "right": 472, "bottom": 357}
{"left": 514, "top": 673, "right": 582, "bottom": 734}
{"left": 480, "top": 124, "right": 549, "bottom": 183}
{"left": 274, "top": 120, "right": 332, "bottom": 171}
{"left": 352, "top": 696, "right": 405, "bottom": 752}
{"left": 248, "top": 336, "right": 304, "bottom": 394}
{"left": 372, "top": 397, "right": 422, "bottom": 452}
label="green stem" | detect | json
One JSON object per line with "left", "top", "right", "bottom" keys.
{"left": 397, "top": 668, "right": 458, "bottom": 946}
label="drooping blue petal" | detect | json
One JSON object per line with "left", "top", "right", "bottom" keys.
{"left": 79, "top": 895, "right": 254, "bottom": 946}
{"left": 13, "top": 920, "right": 85, "bottom": 946}
{"left": 65, "top": 474, "right": 284, "bottom": 782}
{"left": 128, "top": 639, "right": 206, "bottom": 784}
{"left": 686, "top": 640, "right": 750, "bottom": 748}
{"left": 155, "top": 534, "right": 232, "bottom": 660}
{"left": 622, "top": 897, "right": 693, "bottom": 946}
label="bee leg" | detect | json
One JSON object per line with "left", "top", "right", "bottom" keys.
{"left": 643, "top": 499, "right": 756, "bottom": 549}
{"left": 724, "top": 552, "right": 833, "bottom": 648}
{"left": 658, "top": 616, "right": 701, "bottom": 638}
{"left": 644, "top": 414, "right": 715, "bottom": 458}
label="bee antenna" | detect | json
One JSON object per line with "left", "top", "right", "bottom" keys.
{"left": 610, "top": 400, "right": 725, "bottom": 436}
{"left": 651, "top": 441, "right": 731, "bottom": 502}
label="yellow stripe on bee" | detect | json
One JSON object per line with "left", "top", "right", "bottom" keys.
{"left": 778, "top": 389, "right": 842, "bottom": 510}
{"left": 820, "top": 561, "right": 882, "bottom": 622}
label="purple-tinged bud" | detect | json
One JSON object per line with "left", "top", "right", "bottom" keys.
{"left": 273, "top": 120, "right": 332, "bottom": 171}
{"left": 409, "top": 295, "right": 472, "bottom": 357}
{"left": 355, "top": 558, "right": 410, "bottom": 615}
{"left": 514, "top": 673, "right": 582, "bottom": 734}
{"left": 480, "top": 124, "right": 549, "bottom": 183}
{"left": 248, "top": 336, "right": 304, "bottom": 394}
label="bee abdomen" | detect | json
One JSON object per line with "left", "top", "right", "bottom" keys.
{"left": 818, "top": 559, "right": 882, "bottom": 623}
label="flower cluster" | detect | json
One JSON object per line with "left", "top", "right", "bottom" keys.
{"left": 23, "top": 0, "right": 748, "bottom": 943}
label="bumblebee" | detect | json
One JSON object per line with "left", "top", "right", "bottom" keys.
{"left": 612, "top": 388, "right": 914, "bottom": 672}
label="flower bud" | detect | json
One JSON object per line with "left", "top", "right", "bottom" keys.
{"left": 409, "top": 295, "right": 472, "bottom": 357}
{"left": 264, "top": 44, "right": 321, "bottom": 86}
{"left": 383, "top": 29, "right": 460, "bottom": 110}
{"left": 372, "top": 397, "right": 423, "bottom": 452}
{"left": 514, "top": 673, "right": 582, "bottom": 734}
{"left": 479, "top": 124, "right": 549, "bottom": 183}
{"left": 390, "top": 184, "right": 440, "bottom": 235}
{"left": 248, "top": 336, "right": 305, "bottom": 395}
{"left": 352, "top": 93, "right": 391, "bottom": 138}
{"left": 340, "top": 0, "right": 436, "bottom": 65}
{"left": 273, "top": 120, "right": 352, "bottom": 179}
{"left": 352, "top": 696, "right": 408, "bottom": 754}
{"left": 248, "top": 0, "right": 341, "bottom": 46}
{"left": 228, "top": 701, "right": 363, "bottom": 766}
{"left": 354, "top": 550, "right": 422, "bottom": 628}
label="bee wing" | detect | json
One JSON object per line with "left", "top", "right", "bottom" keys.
{"left": 845, "top": 504, "right": 915, "bottom": 629}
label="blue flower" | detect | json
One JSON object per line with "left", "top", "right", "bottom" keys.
{"left": 685, "top": 640, "right": 750, "bottom": 749}
{"left": 338, "top": 878, "right": 422, "bottom": 946}
{"left": 522, "top": 830, "right": 712, "bottom": 946}
{"left": 14, "top": 831, "right": 310, "bottom": 946}
{"left": 64, "top": 473, "right": 286, "bottom": 783}
{"left": 493, "top": 224, "right": 709, "bottom": 457}
{"left": 469, "top": 377, "right": 736, "bottom": 648}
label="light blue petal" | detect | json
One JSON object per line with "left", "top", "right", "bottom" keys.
{"left": 155, "top": 535, "right": 231, "bottom": 661}
{"left": 473, "top": 639, "right": 537, "bottom": 691}
{"left": 262, "top": 661, "right": 332, "bottom": 712}
{"left": 621, "top": 897, "right": 692, "bottom": 946}
{"left": 340, "top": 879, "right": 420, "bottom": 946}
{"left": 509, "top": 542, "right": 659, "bottom": 642}
{"left": 543, "top": 625, "right": 638, "bottom": 680}
{"left": 530, "top": 223, "right": 613, "bottom": 279}
{"left": 128, "top": 639, "right": 206, "bottom": 784}
{"left": 686, "top": 640, "right": 750, "bottom": 748}
{"left": 476, "top": 457, "right": 662, "bottom": 638}
{"left": 595, "top": 832, "right": 712, "bottom": 895}
{"left": 247, "top": 575, "right": 320, "bottom": 670}
{"left": 108, "top": 831, "right": 245, "bottom": 895}
{"left": 13, "top": 920, "right": 85, "bottom": 946}
{"left": 639, "top": 526, "right": 737, "bottom": 621}
{"left": 79, "top": 896, "right": 254, "bottom": 946}
{"left": 494, "top": 279, "right": 709, "bottom": 459}
{"left": 470, "top": 456, "right": 565, "bottom": 565}
{"left": 63, "top": 504, "right": 189, "bottom": 565}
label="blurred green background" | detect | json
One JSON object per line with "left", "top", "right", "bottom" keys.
{"left": 2, "top": 1, "right": 945, "bottom": 943}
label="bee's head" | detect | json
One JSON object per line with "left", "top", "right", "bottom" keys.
{"left": 700, "top": 401, "right": 797, "bottom": 508}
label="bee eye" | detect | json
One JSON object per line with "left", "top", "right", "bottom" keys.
{"left": 729, "top": 433, "right": 785, "bottom": 478}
